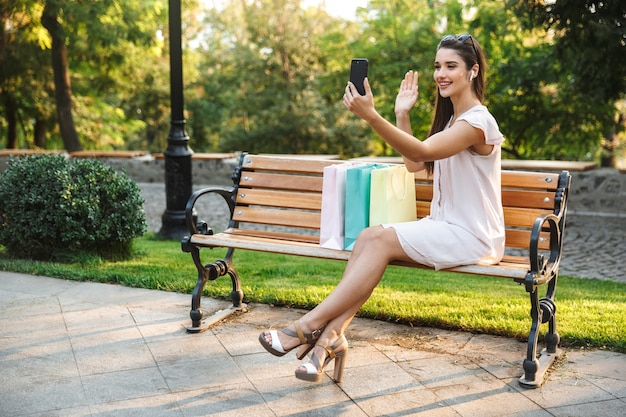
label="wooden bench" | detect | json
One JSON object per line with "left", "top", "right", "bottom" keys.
{"left": 181, "top": 153, "right": 572, "bottom": 388}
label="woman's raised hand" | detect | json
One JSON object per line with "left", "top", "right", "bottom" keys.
{"left": 394, "top": 70, "right": 419, "bottom": 115}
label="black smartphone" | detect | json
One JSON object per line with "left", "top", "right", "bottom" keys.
{"left": 350, "top": 58, "right": 368, "bottom": 96}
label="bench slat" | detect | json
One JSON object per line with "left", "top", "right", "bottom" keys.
{"left": 501, "top": 171, "right": 561, "bottom": 190}
{"left": 504, "top": 207, "right": 552, "bottom": 228}
{"left": 415, "top": 184, "right": 434, "bottom": 200}
{"left": 501, "top": 189, "right": 555, "bottom": 209}
{"left": 224, "top": 228, "right": 320, "bottom": 244}
{"left": 237, "top": 188, "right": 322, "bottom": 210}
{"left": 414, "top": 169, "right": 561, "bottom": 191}
{"left": 506, "top": 229, "right": 549, "bottom": 250}
{"left": 417, "top": 186, "right": 555, "bottom": 209}
{"left": 416, "top": 203, "right": 551, "bottom": 231}
{"left": 242, "top": 154, "right": 340, "bottom": 173}
{"left": 416, "top": 202, "right": 430, "bottom": 218}
{"left": 233, "top": 206, "right": 320, "bottom": 229}
{"left": 240, "top": 171, "right": 324, "bottom": 192}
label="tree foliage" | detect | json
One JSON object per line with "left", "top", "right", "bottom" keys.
{"left": 1, "top": 0, "right": 624, "bottom": 165}
{"left": 506, "top": 0, "right": 626, "bottom": 164}
{"left": 1, "top": 0, "right": 169, "bottom": 150}
{"left": 186, "top": 0, "right": 371, "bottom": 157}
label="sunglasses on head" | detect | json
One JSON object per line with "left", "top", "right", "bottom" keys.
{"left": 441, "top": 33, "right": 478, "bottom": 59}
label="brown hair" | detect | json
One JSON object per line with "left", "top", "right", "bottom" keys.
{"left": 424, "top": 34, "right": 487, "bottom": 175}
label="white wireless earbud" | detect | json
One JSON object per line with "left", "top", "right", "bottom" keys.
{"left": 470, "top": 70, "right": 475, "bottom": 81}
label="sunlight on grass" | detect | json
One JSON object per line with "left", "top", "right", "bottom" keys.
{"left": 1, "top": 235, "right": 624, "bottom": 352}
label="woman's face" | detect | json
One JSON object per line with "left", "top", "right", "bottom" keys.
{"left": 433, "top": 47, "right": 471, "bottom": 98}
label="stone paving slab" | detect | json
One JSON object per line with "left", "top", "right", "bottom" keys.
{"left": 1, "top": 272, "right": 625, "bottom": 417}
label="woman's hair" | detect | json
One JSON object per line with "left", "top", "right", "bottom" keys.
{"left": 424, "top": 34, "right": 487, "bottom": 175}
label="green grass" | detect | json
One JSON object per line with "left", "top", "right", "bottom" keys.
{"left": 1, "top": 234, "right": 624, "bottom": 353}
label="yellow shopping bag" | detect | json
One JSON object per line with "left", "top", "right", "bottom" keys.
{"left": 369, "top": 165, "right": 417, "bottom": 226}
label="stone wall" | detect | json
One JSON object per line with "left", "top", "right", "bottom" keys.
{"left": 75, "top": 154, "right": 240, "bottom": 186}
{"left": 1, "top": 153, "right": 624, "bottom": 217}
{"left": 0, "top": 152, "right": 240, "bottom": 186}
{"left": 568, "top": 168, "right": 625, "bottom": 216}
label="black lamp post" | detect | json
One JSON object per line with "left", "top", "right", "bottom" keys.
{"left": 159, "top": 0, "right": 194, "bottom": 239}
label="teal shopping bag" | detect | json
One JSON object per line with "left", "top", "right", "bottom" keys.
{"left": 344, "top": 164, "right": 385, "bottom": 250}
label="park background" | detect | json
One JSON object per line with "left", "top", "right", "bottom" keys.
{"left": 1, "top": 0, "right": 625, "bottom": 169}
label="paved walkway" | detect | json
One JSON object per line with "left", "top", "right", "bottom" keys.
{"left": 1, "top": 272, "right": 625, "bottom": 417}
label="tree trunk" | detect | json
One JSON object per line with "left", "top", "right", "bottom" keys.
{"left": 600, "top": 134, "right": 615, "bottom": 168}
{"left": 34, "top": 119, "right": 47, "bottom": 148}
{"left": 600, "top": 110, "right": 622, "bottom": 168}
{"left": 3, "top": 93, "right": 17, "bottom": 148}
{"left": 41, "top": 1, "right": 82, "bottom": 152}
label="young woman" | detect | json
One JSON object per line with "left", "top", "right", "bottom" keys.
{"left": 259, "top": 34, "right": 505, "bottom": 383}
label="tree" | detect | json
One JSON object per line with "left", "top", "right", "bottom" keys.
{"left": 0, "top": 0, "right": 56, "bottom": 149}
{"left": 188, "top": 0, "right": 372, "bottom": 157}
{"left": 1, "top": 0, "right": 170, "bottom": 151}
{"left": 507, "top": 0, "right": 626, "bottom": 165}
{"left": 41, "top": 0, "right": 81, "bottom": 152}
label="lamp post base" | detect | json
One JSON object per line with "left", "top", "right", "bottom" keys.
{"left": 158, "top": 209, "right": 189, "bottom": 240}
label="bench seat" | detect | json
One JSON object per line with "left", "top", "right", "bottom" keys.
{"left": 189, "top": 230, "right": 531, "bottom": 279}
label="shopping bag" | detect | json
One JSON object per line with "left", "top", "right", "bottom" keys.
{"left": 320, "top": 164, "right": 350, "bottom": 249}
{"left": 344, "top": 164, "right": 385, "bottom": 250}
{"left": 369, "top": 165, "right": 417, "bottom": 226}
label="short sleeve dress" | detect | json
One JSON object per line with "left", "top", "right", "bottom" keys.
{"left": 383, "top": 105, "right": 505, "bottom": 270}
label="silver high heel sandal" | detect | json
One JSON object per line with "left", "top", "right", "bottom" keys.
{"left": 295, "top": 334, "right": 348, "bottom": 383}
{"left": 258, "top": 320, "right": 325, "bottom": 360}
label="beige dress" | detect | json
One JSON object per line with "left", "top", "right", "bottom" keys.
{"left": 383, "top": 105, "right": 505, "bottom": 270}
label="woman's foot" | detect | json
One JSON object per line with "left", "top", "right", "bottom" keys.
{"left": 258, "top": 320, "right": 325, "bottom": 359}
{"left": 295, "top": 334, "right": 348, "bottom": 383}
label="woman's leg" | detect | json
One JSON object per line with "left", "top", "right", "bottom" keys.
{"left": 262, "top": 225, "right": 412, "bottom": 351}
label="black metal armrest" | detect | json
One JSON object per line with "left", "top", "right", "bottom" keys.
{"left": 527, "top": 212, "right": 562, "bottom": 289}
{"left": 184, "top": 186, "right": 235, "bottom": 235}
{"left": 526, "top": 170, "right": 571, "bottom": 291}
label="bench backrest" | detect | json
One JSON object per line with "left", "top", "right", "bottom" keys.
{"left": 231, "top": 154, "right": 570, "bottom": 251}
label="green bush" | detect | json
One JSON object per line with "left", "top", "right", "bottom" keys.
{"left": 0, "top": 154, "right": 147, "bottom": 260}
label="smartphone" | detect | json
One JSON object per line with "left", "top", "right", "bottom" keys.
{"left": 350, "top": 58, "right": 368, "bottom": 96}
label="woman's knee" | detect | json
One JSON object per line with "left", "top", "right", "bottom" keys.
{"left": 355, "top": 226, "right": 399, "bottom": 252}
{"left": 355, "top": 226, "right": 411, "bottom": 262}
{"left": 357, "top": 225, "right": 383, "bottom": 241}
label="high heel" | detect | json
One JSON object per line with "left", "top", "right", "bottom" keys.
{"left": 258, "top": 320, "right": 325, "bottom": 360}
{"left": 295, "top": 335, "right": 348, "bottom": 383}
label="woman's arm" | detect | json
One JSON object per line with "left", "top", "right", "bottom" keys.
{"left": 344, "top": 78, "right": 484, "bottom": 164}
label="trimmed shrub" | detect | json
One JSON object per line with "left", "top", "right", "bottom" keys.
{"left": 0, "top": 154, "right": 147, "bottom": 260}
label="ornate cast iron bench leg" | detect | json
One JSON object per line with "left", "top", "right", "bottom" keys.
{"left": 184, "top": 245, "right": 246, "bottom": 333}
{"left": 519, "top": 273, "right": 561, "bottom": 388}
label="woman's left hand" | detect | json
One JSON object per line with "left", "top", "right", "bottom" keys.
{"left": 395, "top": 70, "right": 419, "bottom": 116}
{"left": 343, "top": 78, "right": 376, "bottom": 121}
